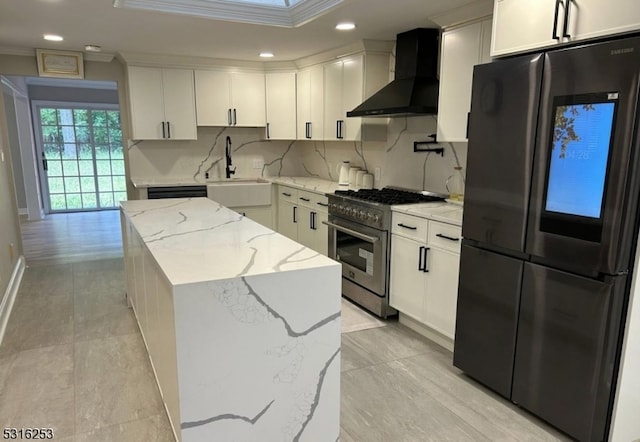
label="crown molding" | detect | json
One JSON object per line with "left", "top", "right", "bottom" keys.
{"left": 294, "top": 39, "right": 393, "bottom": 69}
{"left": 0, "top": 46, "right": 116, "bottom": 63}
{"left": 84, "top": 52, "right": 116, "bottom": 63}
{"left": 429, "top": 0, "right": 493, "bottom": 29}
{"left": 114, "top": 0, "right": 343, "bottom": 28}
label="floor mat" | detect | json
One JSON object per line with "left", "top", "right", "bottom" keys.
{"left": 341, "top": 299, "right": 389, "bottom": 334}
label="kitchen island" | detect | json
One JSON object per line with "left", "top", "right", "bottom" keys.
{"left": 120, "top": 198, "right": 341, "bottom": 442}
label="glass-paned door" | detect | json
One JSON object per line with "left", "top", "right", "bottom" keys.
{"left": 36, "top": 105, "right": 126, "bottom": 212}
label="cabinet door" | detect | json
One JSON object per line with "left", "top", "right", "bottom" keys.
{"left": 265, "top": 72, "right": 297, "bottom": 140}
{"left": 480, "top": 18, "right": 493, "bottom": 64}
{"left": 162, "top": 69, "right": 197, "bottom": 140}
{"left": 128, "top": 66, "right": 165, "bottom": 140}
{"left": 237, "top": 206, "right": 273, "bottom": 230}
{"left": 308, "top": 65, "right": 324, "bottom": 140}
{"left": 324, "top": 60, "right": 343, "bottom": 140}
{"left": 296, "top": 69, "right": 311, "bottom": 139}
{"left": 491, "top": 0, "right": 561, "bottom": 57}
{"left": 565, "top": 0, "right": 640, "bottom": 43}
{"left": 341, "top": 55, "right": 364, "bottom": 141}
{"left": 231, "top": 72, "right": 266, "bottom": 127}
{"left": 297, "top": 205, "right": 315, "bottom": 249}
{"left": 424, "top": 247, "right": 460, "bottom": 340}
{"left": 389, "top": 234, "right": 426, "bottom": 321}
{"left": 437, "top": 22, "right": 483, "bottom": 142}
{"left": 195, "top": 70, "right": 231, "bottom": 126}
{"left": 277, "top": 200, "right": 298, "bottom": 240}
{"left": 312, "top": 210, "right": 328, "bottom": 256}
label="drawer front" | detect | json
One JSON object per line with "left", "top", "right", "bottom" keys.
{"left": 278, "top": 185, "right": 298, "bottom": 204}
{"left": 428, "top": 221, "right": 462, "bottom": 253}
{"left": 297, "top": 189, "right": 329, "bottom": 212}
{"left": 392, "top": 212, "right": 428, "bottom": 242}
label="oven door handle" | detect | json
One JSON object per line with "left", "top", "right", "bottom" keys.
{"left": 322, "top": 221, "right": 379, "bottom": 243}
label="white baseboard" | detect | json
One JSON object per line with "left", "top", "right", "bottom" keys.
{"left": 0, "top": 256, "right": 26, "bottom": 347}
{"left": 398, "top": 313, "right": 454, "bottom": 352}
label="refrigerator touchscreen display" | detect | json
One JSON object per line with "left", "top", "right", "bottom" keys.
{"left": 544, "top": 100, "right": 616, "bottom": 219}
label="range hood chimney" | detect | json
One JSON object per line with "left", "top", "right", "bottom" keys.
{"left": 347, "top": 28, "right": 440, "bottom": 118}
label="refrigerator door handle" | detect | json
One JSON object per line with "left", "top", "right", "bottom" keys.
{"left": 552, "top": 0, "right": 562, "bottom": 40}
{"left": 562, "top": 0, "right": 572, "bottom": 38}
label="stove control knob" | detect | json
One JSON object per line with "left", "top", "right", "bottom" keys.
{"left": 358, "top": 210, "right": 366, "bottom": 220}
{"left": 373, "top": 215, "right": 380, "bottom": 224}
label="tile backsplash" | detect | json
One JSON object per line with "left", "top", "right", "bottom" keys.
{"left": 128, "top": 116, "right": 467, "bottom": 195}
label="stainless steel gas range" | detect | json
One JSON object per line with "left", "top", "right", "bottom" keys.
{"left": 325, "top": 187, "right": 446, "bottom": 318}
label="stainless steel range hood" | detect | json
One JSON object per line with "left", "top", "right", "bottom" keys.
{"left": 347, "top": 28, "right": 440, "bottom": 118}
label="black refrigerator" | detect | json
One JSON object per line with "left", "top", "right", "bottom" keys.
{"left": 454, "top": 36, "right": 640, "bottom": 442}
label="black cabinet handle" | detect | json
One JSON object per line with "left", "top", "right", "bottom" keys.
{"left": 398, "top": 223, "right": 417, "bottom": 230}
{"left": 293, "top": 206, "right": 297, "bottom": 223}
{"left": 299, "top": 197, "right": 311, "bottom": 202}
{"left": 436, "top": 233, "right": 460, "bottom": 242}
{"left": 466, "top": 112, "right": 471, "bottom": 139}
{"left": 422, "top": 247, "right": 430, "bottom": 273}
{"left": 306, "top": 122, "right": 312, "bottom": 139}
{"left": 266, "top": 122, "right": 271, "bottom": 139}
{"left": 317, "top": 202, "right": 328, "bottom": 207}
{"left": 562, "top": 0, "right": 572, "bottom": 38}
{"left": 228, "top": 109, "right": 232, "bottom": 126}
{"left": 310, "top": 211, "right": 317, "bottom": 230}
{"left": 282, "top": 192, "right": 292, "bottom": 197}
{"left": 336, "top": 120, "right": 340, "bottom": 139}
{"left": 166, "top": 121, "right": 171, "bottom": 139}
{"left": 418, "top": 246, "right": 425, "bottom": 271}
{"left": 233, "top": 108, "right": 237, "bottom": 126}
{"left": 338, "top": 120, "right": 344, "bottom": 139}
{"left": 162, "top": 121, "right": 166, "bottom": 138}
{"left": 552, "top": 0, "right": 562, "bottom": 40}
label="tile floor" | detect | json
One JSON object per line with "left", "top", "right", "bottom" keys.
{"left": 0, "top": 255, "right": 571, "bottom": 441}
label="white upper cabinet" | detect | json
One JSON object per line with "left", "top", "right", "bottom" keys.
{"left": 491, "top": 0, "right": 640, "bottom": 57}
{"left": 128, "top": 67, "right": 197, "bottom": 140}
{"left": 324, "top": 53, "right": 388, "bottom": 142}
{"left": 265, "top": 72, "right": 297, "bottom": 140}
{"left": 195, "top": 70, "right": 266, "bottom": 127}
{"left": 324, "top": 56, "right": 365, "bottom": 141}
{"left": 563, "top": 0, "right": 640, "bottom": 44}
{"left": 296, "top": 65, "right": 324, "bottom": 140}
{"left": 437, "top": 18, "right": 492, "bottom": 142}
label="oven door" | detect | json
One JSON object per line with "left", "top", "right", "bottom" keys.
{"left": 325, "top": 215, "right": 387, "bottom": 296}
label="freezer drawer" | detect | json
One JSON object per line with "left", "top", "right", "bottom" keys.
{"left": 512, "top": 262, "right": 626, "bottom": 442}
{"left": 453, "top": 243, "right": 523, "bottom": 399}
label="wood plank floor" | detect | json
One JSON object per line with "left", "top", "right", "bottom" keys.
{"left": 20, "top": 210, "right": 123, "bottom": 266}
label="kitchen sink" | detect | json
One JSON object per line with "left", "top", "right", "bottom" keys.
{"left": 206, "top": 179, "right": 271, "bottom": 207}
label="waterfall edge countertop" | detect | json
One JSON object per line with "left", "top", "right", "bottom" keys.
{"left": 120, "top": 197, "right": 341, "bottom": 442}
{"left": 120, "top": 197, "right": 339, "bottom": 286}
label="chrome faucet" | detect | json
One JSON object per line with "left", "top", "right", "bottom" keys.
{"left": 225, "top": 136, "right": 236, "bottom": 179}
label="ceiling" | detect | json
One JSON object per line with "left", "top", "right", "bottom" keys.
{"left": 0, "top": 0, "right": 488, "bottom": 63}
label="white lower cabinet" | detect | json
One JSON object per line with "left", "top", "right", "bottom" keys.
{"left": 233, "top": 205, "right": 273, "bottom": 230}
{"left": 390, "top": 213, "right": 461, "bottom": 341}
{"left": 276, "top": 185, "right": 328, "bottom": 255}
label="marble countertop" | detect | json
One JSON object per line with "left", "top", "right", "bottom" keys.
{"left": 120, "top": 197, "right": 338, "bottom": 286}
{"left": 392, "top": 202, "right": 464, "bottom": 226}
{"left": 269, "top": 177, "right": 342, "bottom": 195}
{"left": 130, "top": 176, "right": 342, "bottom": 195}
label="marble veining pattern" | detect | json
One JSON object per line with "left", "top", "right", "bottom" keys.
{"left": 121, "top": 197, "right": 341, "bottom": 441}
{"left": 392, "top": 202, "right": 463, "bottom": 226}
{"left": 172, "top": 269, "right": 341, "bottom": 441}
{"left": 121, "top": 198, "right": 336, "bottom": 286}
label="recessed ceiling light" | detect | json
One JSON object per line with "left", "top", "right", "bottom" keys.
{"left": 260, "top": 52, "right": 274, "bottom": 58}
{"left": 43, "top": 34, "right": 63, "bottom": 42}
{"left": 84, "top": 45, "right": 102, "bottom": 52}
{"left": 336, "top": 22, "right": 356, "bottom": 31}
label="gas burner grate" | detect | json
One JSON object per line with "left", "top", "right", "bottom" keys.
{"left": 334, "top": 188, "right": 445, "bottom": 205}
